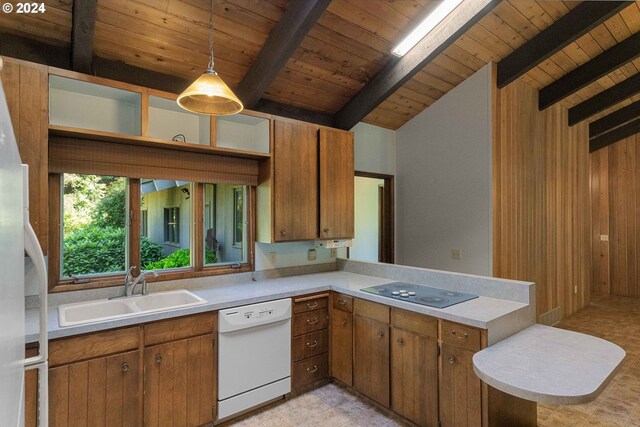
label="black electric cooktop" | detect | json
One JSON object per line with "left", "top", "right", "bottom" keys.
{"left": 360, "top": 282, "right": 478, "bottom": 308}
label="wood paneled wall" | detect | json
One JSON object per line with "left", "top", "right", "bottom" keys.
{"left": 1, "top": 57, "right": 49, "bottom": 253}
{"left": 590, "top": 133, "right": 640, "bottom": 298}
{"left": 493, "top": 75, "right": 591, "bottom": 321}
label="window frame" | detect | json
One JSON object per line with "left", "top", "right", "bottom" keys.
{"left": 48, "top": 176, "right": 256, "bottom": 293}
{"left": 163, "top": 206, "right": 180, "bottom": 246}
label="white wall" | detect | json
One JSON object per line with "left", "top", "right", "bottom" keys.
{"left": 395, "top": 64, "right": 493, "bottom": 276}
{"left": 352, "top": 122, "right": 396, "bottom": 175}
{"left": 351, "top": 177, "right": 384, "bottom": 262}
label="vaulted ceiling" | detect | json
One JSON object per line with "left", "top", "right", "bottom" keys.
{"left": 1, "top": 0, "right": 639, "bottom": 150}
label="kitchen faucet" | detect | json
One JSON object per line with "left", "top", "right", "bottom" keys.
{"left": 124, "top": 266, "right": 159, "bottom": 297}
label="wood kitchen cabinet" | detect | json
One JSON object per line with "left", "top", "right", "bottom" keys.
{"left": 390, "top": 309, "right": 438, "bottom": 427}
{"left": 319, "top": 128, "right": 354, "bottom": 239}
{"left": 257, "top": 119, "right": 354, "bottom": 243}
{"left": 48, "top": 327, "right": 143, "bottom": 427}
{"left": 292, "top": 294, "right": 330, "bottom": 392}
{"left": 270, "top": 119, "right": 319, "bottom": 242}
{"left": 353, "top": 298, "right": 390, "bottom": 407}
{"left": 439, "top": 320, "right": 482, "bottom": 427}
{"left": 143, "top": 312, "right": 217, "bottom": 427}
{"left": 330, "top": 293, "right": 353, "bottom": 386}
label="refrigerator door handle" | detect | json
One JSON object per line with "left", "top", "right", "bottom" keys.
{"left": 23, "top": 222, "right": 48, "bottom": 368}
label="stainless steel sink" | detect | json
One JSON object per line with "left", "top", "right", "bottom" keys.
{"left": 58, "top": 289, "right": 207, "bottom": 327}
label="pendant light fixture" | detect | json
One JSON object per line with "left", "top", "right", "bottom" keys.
{"left": 177, "top": 0, "right": 243, "bottom": 115}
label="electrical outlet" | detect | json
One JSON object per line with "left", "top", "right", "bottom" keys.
{"left": 600, "top": 235, "right": 609, "bottom": 242}
{"left": 330, "top": 248, "right": 337, "bottom": 258}
{"left": 269, "top": 252, "right": 277, "bottom": 265}
{"left": 308, "top": 249, "right": 317, "bottom": 261}
{"left": 574, "top": 285, "right": 578, "bottom": 295}
{"left": 451, "top": 249, "right": 461, "bottom": 260}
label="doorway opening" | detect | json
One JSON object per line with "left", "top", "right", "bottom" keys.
{"left": 348, "top": 171, "right": 394, "bottom": 263}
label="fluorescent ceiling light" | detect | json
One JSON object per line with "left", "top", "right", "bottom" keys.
{"left": 392, "top": 0, "right": 464, "bottom": 57}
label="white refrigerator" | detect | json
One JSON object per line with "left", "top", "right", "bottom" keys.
{"left": 0, "top": 60, "right": 49, "bottom": 426}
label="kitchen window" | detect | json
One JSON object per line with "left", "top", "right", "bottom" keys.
{"left": 49, "top": 175, "right": 254, "bottom": 292}
{"left": 203, "top": 184, "right": 248, "bottom": 266}
{"left": 60, "top": 173, "right": 129, "bottom": 279}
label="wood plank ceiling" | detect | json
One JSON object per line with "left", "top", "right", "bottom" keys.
{"left": 0, "top": 0, "right": 638, "bottom": 132}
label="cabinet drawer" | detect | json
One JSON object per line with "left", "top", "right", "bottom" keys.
{"left": 441, "top": 320, "right": 482, "bottom": 351}
{"left": 293, "top": 294, "right": 329, "bottom": 314}
{"left": 293, "top": 353, "right": 329, "bottom": 389}
{"left": 50, "top": 326, "right": 140, "bottom": 367}
{"left": 354, "top": 298, "right": 389, "bottom": 324}
{"left": 332, "top": 293, "right": 353, "bottom": 313}
{"left": 293, "top": 330, "right": 329, "bottom": 362}
{"left": 293, "top": 309, "right": 329, "bottom": 336}
{"left": 391, "top": 308, "right": 437, "bottom": 339}
{"left": 144, "top": 312, "right": 216, "bottom": 346}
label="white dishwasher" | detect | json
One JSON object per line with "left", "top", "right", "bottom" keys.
{"left": 218, "top": 298, "right": 291, "bottom": 420}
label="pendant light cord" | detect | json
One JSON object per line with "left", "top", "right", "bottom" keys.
{"left": 208, "top": 0, "right": 215, "bottom": 71}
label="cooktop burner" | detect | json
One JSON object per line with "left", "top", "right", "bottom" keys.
{"left": 360, "top": 282, "right": 478, "bottom": 308}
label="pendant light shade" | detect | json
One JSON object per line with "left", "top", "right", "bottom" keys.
{"left": 176, "top": 0, "right": 243, "bottom": 116}
{"left": 177, "top": 70, "right": 243, "bottom": 116}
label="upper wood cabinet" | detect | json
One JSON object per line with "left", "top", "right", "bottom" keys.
{"left": 257, "top": 120, "right": 354, "bottom": 243}
{"left": 319, "top": 128, "right": 354, "bottom": 239}
{"left": 271, "top": 119, "right": 319, "bottom": 242}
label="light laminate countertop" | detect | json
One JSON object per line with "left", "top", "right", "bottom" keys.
{"left": 26, "top": 270, "right": 530, "bottom": 343}
{"left": 472, "top": 324, "right": 626, "bottom": 405}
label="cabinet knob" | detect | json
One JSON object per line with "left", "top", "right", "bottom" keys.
{"left": 121, "top": 363, "right": 129, "bottom": 372}
{"left": 338, "top": 298, "right": 347, "bottom": 305}
{"left": 377, "top": 330, "right": 385, "bottom": 339}
{"left": 396, "top": 338, "right": 404, "bottom": 346}
{"left": 306, "top": 340, "right": 318, "bottom": 348}
{"left": 155, "top": 355, "right": 162, "bottom": 364}
{"left": 342, "top": 320, "right": 348, "bottom": 327}
{"left": 280, "top": 229, "right": 286, "bottom": 236}
{"left": 307, "top": 317, "right": 319, "bottom": 325}
{"left": 307, "top": 302, "right": 318, "bottom": 309}
{"left": 323, "top": 228, "right": 330, "bottom": 234}
{"left": 451, "top": 330, "right": 469, "bottom": 340}
{"left": 307, "top": 365, "right": 318, "bottom": 373}
{"left": 448, "top": 356, "right": 456, "bottom": 364}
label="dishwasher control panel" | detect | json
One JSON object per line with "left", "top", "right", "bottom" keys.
{"left": 219, "top": 298, "right": 291, "bottom": 333}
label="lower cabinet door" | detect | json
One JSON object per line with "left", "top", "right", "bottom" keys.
{"left": 391, "top": 328, "right": 438, "bottom": 427}
{"left": 144, "top": 335, "right": 216, "bottom": 427}
{"left": 439, "top": 344, "right": 482, "bottom": 427}
{"left": 331, "top": 309, "right": 353, "bottom": 386}
{"left": 49, "top": 350, "right": 141, "bottom": 427}
{"left": 353, "top": 316, "right": 390, "bottom": 407}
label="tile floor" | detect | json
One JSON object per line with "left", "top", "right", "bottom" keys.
{"left": 229, "top": 294, "right": 640, "bottom": 427}
{"left": 538, "top": 295, "right": 640, "bottom": 427}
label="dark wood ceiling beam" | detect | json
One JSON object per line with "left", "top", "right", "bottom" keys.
{"left": 71, "top": 0, "right": 98, "bottom": 73}
{"left": 236, "top": 0, "right": 331, "bottom": 109}
{"left": 590, "top": 100, "right": 640, "bottom": 138}
{"left": 497, "top": 1, "right": 630, "bottom": 89}
{"left": 0, "top": 32, "right": 69, "bottom": 69}
{"left": 590, "top": 118, "right": 640, "bottom": 152}
{"left": 568, "top": 73, "right": 640, "bottom": 125}
{"left": 333, "top": 0, "right": 499, "bottom": 130}
{"left": 539, "top": 32, "right": 640, "bottom": 110}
